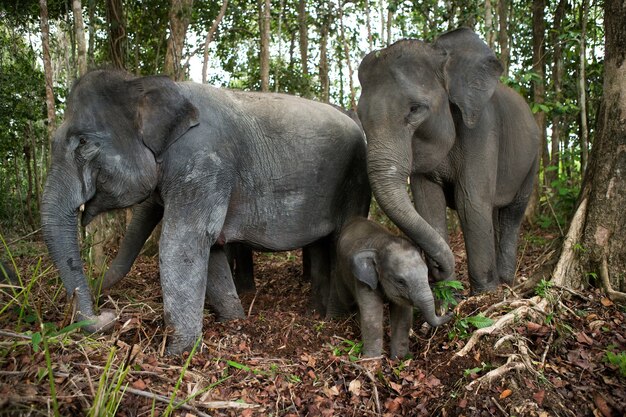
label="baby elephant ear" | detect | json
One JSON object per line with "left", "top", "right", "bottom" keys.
{"left": 130, "top": 76, "right": 199, "bottom": 160}
{"left": 351, "top": 249, "right": 379, "bottom": 291}
{"left": 434, "top": 27, "right": 503, "bottom": 128}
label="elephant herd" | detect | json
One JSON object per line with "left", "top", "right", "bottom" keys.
{"left": 39, "top": 28, "right": 539, "bottom": 357}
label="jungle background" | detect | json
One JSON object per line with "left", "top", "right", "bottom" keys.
{"left": 0, "top": 0, "right": 625, "bottom": 415}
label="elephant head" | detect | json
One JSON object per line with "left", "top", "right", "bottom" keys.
{"left": 350, "top": 242, "right": 451, "bottom": 327}
{"left": 357, "top": 28, "right": 503, "bottom": 280}
{"left": 41, "top": 70, "right": 198, "bottom": 331}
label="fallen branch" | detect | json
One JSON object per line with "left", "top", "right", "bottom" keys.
{"left": 125, "top": 386, "right": 258, "bottom": 414}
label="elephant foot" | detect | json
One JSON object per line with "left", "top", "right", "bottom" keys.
{"left": 79, "top": 309, "right": 117, "bottom": 333}
{"left": 166, "top": 332, "right": 202, "bottom": 356}
{"left": 214, "top": 308, "right": 246, "bottom": 322}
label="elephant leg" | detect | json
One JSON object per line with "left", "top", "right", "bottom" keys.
{"left": 410, "top": 175, "right": 450, "bottom": 279}
{"left": 227, "top": 243, "right": 255, "bottom": 294}
{"left": 496, "top": 169, "right": 535, "bottom": 285}
{"left": 306, "top": 237, "right": 332, "bottom": 315}
{"left": 206, "top": 246, "right": 246, "bottom": 321}
{"left": 455, "top": 188, "right": 499, "bottom": 293}
{"left": 98, "top": 197, "right": 163, "bottom": 290}
{"left": 356, "top": 289, "right": 385, "bottom": 358}
{"left": 389, "top": 303, "right": 413, "bottom": 359}
{"left": 159, "top": 217, "right": 214, "bottom": 355}
{"left": 302, "top": 246, "right": 311, "bottom": 282}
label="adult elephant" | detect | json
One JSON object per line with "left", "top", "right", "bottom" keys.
{"left": 357, "top": 28, "right": 539, "bottom": 293}
{"left": 41, "top": 69, "right": 370, "bottom": 354}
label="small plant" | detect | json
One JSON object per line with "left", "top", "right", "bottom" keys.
{"left": 88, "top": 347, "right": 131, "bottom": 417}
{"left": 534, "top": 279, "right": 554, "bottom": 298}
{"left": 449, "top": 314, "right": 494, "bottom": 340}
{"left": 162, "top": 337, "right": 202, "bottom": 417}
{"left": 433, "top": 280, "right": 464, "bottom": 311}
{"left": 331, "top": 338, "right": 363, "bottom": 361}
{"left": 463, "top": 362, "right": 493, "bottom": 378}
{"left": 605, "top": 349, "right": 626, "bottom": 377}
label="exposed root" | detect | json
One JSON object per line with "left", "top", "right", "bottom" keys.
{"left": 455, "top": 296, "right": 548, "bottom": 357}
{"left": 600, "top": 254, "right": 626, "bottom": 305}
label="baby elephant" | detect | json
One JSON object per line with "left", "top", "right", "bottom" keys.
{"left": 328, "top": 218, "right": 452, "bottom": 358}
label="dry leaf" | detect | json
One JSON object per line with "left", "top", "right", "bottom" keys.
{"left": 499, "top": 389, "right": 512, "bottom": 399}
{"left": 348, "top": 379, "right": 362, "bottom": 396}
{"left": 576, "top": 332, "right": 594, "bottom": 345}
{"left": 600, "top": 298, "right": 614, "bottom": 307}
{"left": 533, "top": 389, "right": 545, "bottom": 406}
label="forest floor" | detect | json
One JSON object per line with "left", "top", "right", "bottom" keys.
{"left": 0, "top": 226, "right": 625, "bottom": 417}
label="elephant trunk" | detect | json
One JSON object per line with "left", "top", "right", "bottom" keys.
{"left": 367, "top": 135, "right": 455, "bottom": 280}
{"left": 41, "top": 169, "right": 113, "bottom": 332}
{"left": 411, "top": 289, "right": 453, "bottom": 327}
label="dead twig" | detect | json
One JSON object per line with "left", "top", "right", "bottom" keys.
{"left": 490, "top": 396, "right": 509, "bottom": 416}
{"left": 340, "top": 358, "right": 382, "bottom": 416}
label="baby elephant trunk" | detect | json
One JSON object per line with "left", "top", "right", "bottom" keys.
{"left": 412, "top": 290, "right": 453, "bottom": 327}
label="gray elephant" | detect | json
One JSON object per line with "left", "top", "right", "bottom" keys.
{"left": 1, "top": 260, "right": 18, "bottom": 284}
{"left": 357, "top": 28, "right": 539, "bottom": 293}
{"left": 327, "top": 217, "right": 452, "bottom": 358}
{"left": 41, "top": 70, "right": 370, "bottom": 354}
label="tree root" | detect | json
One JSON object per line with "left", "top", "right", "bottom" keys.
{"left": 600, "top": 255, "right": 626, "bottom": 304}
{"left": 456, "top": 296, "right": 548, "bottom": 358}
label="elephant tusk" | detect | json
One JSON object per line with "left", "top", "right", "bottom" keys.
{"left": 79, "top": 204, "right": 85, "bottom": 212}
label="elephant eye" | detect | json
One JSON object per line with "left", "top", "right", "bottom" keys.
{"left": 78, "top": 135, "right": 87, "bottom": 145}
{"left": 396, "top": 277, "right": 407, "bottom": 287}
{"left": 409, "top": 105, "right": 421, "bottom": 113}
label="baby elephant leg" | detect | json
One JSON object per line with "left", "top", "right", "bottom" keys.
{"left": 389, "top": 303, "right": 413, "bottom": 359}
{"left": 357, "top": 290, "right": 385, "bottom": 358}
{"left": 205, "top": 247, "right": 246, "bottom": 321}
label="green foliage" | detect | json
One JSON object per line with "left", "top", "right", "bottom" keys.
{"left": 534, "top": 279, "right": 554, "bottom": 298}
{"left": 433, "top": 280, "right": 464, "bottom": 311}
{"left": 449, "top": 314, "right": 494, "bottom": 340}
{"left": 604, "top": 349, "right": 626, "bottom": 378}
{"left": 331, "top": 338, "right": 363, "bottom": 361}
{"left": 88, "top": 347, "right": 131, "bottom": 417}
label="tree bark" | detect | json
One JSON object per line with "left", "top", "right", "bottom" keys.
{"left": 202, "top": 0, "right": 229, "bottom": 84}
{"left": 578, "top": 0, "right": 590, "bottom": 173}
{"left": 365, "top": 0, "right": 373, "bottom": 51}
{"left": 39, "top": 0, "right": 56, "bottom": 139}
{"left": 72, "top": 0, "right": 87, "bottom": 76}
{"left": 497, "top": 0, "right": 510, "bottom": 76}
{"left": 318, "top": 8, "right": 331, "bottom": 103}
{"left": 338, "top": 1, "right": 356, "bottom": 110}
{"left": 552, "top": 0, "right": 626, "bottom": 299}
{"left": 106, "top": 0, "right": 126, "bottom": 70}
{"left": 485, "top": 0, "right": 495, "bottom": 48}
{"left": 164, "top": 0, "right": 194, "bottom": 81}
{"left": 298, "top": 0, "right": 310, "bottom": 97}
{"left": 259, "top": 0, "right": 271, "bottom": 92}
{"left": 546, "top": 0, "right": 567, "bottom": 187}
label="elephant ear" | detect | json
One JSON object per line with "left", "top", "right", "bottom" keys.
{"left": 351, "top": 249, "right": 379, "bottom": 291}
{"left": 434, "top": 27, "right": 503, "bottom": 128}
{"left": 130, "top": 76, "right": 199, "bottom": 161}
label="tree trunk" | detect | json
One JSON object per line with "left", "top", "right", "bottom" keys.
{"left": 106, "top": 0, "right": 126, "bottom": 69}
{"left": 552, "top": 0, "right": 626, "bottom": 301}
{"left": 318, "top": 9, "right": 330, "bottom": 103}
{"left": 202, "top": 0, "right": 229, "bottom": 84}
{"left": 578, "top": 0, "right": 590, "bottom": 174}
{"left": 365, "top": 0, "right": 373, "bottom": 51}
{"left": 298, "top": 0, "right": 310, "bottom": 97}
{"left": 39, "top": 0, "right": 56, "bottom": 140}
{"left": 164, "top": 0, "right": 193, "bottom": 81}
{"left": 386, "top": 7, "right": 392, "bottom": 46}
{"left": 275, "top": 0, "right": 284, "bottom": 92}
{"left": 497, "top": 0, "right": 510, "bottom": 76}
{"left": 547, "top": 0, "right": 567, "bottom": 188}
{"left": 485, "top": 0, "right": 495, "bottom": 48}
{"left": 259, "top": 0, "right": 271, "bottom": 92}
{"left": 87, "top": 0, "right": 96, "bottom": 67}
{"left": 338, "top": 1, "right": 356, "bottom": 110}
{"left": 72, "top": 0, "right": 87, "bottom": 76}
{"left": 526, "top": 0, "right": 546, "bottom": 223}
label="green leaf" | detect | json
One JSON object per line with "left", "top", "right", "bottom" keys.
{"left": 31, "top": 331, "right": 42, "bottom": 353}
{"left": 466, "top": 315, "right": 494, "bottom": 329}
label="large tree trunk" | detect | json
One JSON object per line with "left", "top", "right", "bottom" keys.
{"left": 106, "top": 0, "right": 126, "bottom": 69}
{"left": 72, "top": 0, "right": 87, "bottom": 76}
{"left": 552, "top": 0, "right": 626, "bottom": 302}
{"left": 259, "top": 0, "right": 270, "bottom": 92}
{"left": 497, "top": 0, "right": 510, "bottom": 76}
{"left": 298, "top": 0, "right": 310, "bottom": 97}
{"left": 202, "top": 0, "right": 229, "bottom": 83}
{"left": 164, "top": 0, "right": 193, "bottom": 81}
{"left": 338, "top": 1, "right": 356, "bottom": 110}
{"left": 546, "top": 0, "right": 567, "bottom": 187}
{"left": 578, "top": 0, "right": 590, "bottom": 173}
{"left": 40, "top": 0, "right": 56, "bottom": 139}
{"left": 318, "top": 9, "right": 331, "bottom": 103}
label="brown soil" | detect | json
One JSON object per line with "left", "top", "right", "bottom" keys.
{"left": 0, "top": 228, "right": 625, "bottom": 416}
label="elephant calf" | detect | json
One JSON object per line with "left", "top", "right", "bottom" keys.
{"left": 328, "top": 218, "right": 452, "bottom": 358}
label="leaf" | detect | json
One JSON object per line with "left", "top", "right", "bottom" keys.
{"left": 467, "top": 314, "right": 494, "bottom": 329}
{"left": 575, "top": 332, "right": 594, "bottom": 346}
{"left": 601, "top": 298, "right": 614, "bottom": 307}
{"left": 499, "top": 389, "right": 512, "bottom": 399}
{"left": 31, "top": 332, "right": 42, "bottom": 353}
{"left": 533, "top": 389, "right": 545, "bottom": 406}
{"left": 348, "top": 379, "right": 361, "bottom": 396}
